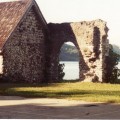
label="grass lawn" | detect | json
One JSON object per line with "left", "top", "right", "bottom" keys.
{"left": 0, "top": 82, "right": 120, "bottom": 103}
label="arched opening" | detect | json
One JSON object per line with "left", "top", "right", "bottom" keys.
{"left": 59, "top": 42, "right": 80, "bottom": 81}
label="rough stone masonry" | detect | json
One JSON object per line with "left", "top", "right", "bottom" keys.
{"left": 47, "top": 19, "right": 109, "bottom": 82}
{"left": 0, "top": 0, "right": 109, "bottom": 83}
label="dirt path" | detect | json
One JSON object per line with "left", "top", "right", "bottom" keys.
{"left": 0, "top": 96, "right": 120, "bottom": 119}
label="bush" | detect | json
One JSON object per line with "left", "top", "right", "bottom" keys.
{"left": 105, "top": 44, "right": 120, "bottom": 83}
{"left": 58, "top": 63, "right": 65, "bottom": 81}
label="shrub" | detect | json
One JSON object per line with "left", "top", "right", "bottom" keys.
{"left": 105, "top": 44, "right": 120, "bottom": 83}
{"left": 58, "top": 63, "right": 65, "bottom": 81}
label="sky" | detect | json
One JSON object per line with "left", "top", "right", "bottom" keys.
{"left": 35, "top": 0, "right": 120, "bottom": 47}
{"left": 0, "top": 0, "right": 120, "bottom": 46}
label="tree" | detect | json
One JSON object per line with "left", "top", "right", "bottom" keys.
{"left": 58, "top": 63, "right": 65, "bottom": 81}
{"left": 105, "top": 44, "right": 120, "bottom": 83}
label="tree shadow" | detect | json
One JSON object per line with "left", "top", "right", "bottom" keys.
{"left": 0, "top": 98, "right": 120, "bottom": 119}
{"left": 1, "top": 83, "right": 120, "bottom": 103}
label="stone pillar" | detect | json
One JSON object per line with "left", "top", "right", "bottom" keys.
{"left": 70, "top": 19, "right": 109, "bottom": 82}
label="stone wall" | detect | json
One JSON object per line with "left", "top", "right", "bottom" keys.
{"left": 47, "top": 19, "right": 109, "bottom": 82}
{"left": 2, "top": 7, "right": 46, "bottom": 83}
{"left": 0, "top": 17, "right": 109, "bottom": 83}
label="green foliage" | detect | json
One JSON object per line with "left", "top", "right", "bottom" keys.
{"left": 58, "top": 63, "right": 65, "bottom": 81}
{"left": 59, "top": 44, "right": 79, "bottom": 61}
{"left": 105, "top": 44, "right": 120, "bottom": 83}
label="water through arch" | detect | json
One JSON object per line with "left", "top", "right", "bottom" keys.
{"left": 59, "top": 42, "right": 80, "bottom": 80}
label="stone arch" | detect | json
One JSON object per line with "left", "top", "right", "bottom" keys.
{"left": 46, "top": 19, "right": 109, "bottom": 82}
{"left": 59, "top": 41, "right": 80, "bottom": 80}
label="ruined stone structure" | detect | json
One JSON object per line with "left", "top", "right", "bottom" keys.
{"left": 0, "top": 0, "right": 109, "bottom": 83}
{"left": 47, "top": 21, "right": 109, "bottom": 82}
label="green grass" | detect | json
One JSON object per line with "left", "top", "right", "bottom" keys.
{"left": 1, "top": 82, "right": 120, "bottom": 103}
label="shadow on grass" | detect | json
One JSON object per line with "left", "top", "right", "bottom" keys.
{"left": 1, "top": 87, "right": 120, "bottom": 103}
{"left": 1, "top": 82, "right": 120, "bottom": 103}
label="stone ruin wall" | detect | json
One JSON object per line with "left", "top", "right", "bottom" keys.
{"left": 47, "top": 19, "right": 109, "bottom": 82}
{"left": 0, "top": 15, "right": 109, "bottom": 83}
{"left": 71, "top": 20, "right": 109, "bottom": 82}
{"left": 2, "top": 7, "right": 46, "bottom": 83}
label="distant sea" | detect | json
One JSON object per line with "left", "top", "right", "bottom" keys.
{"left": 60, "top": 61, "right": 79, "bottom": 80}
{"left": 60, "top": 61, "right": 120, "bottom": 80}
